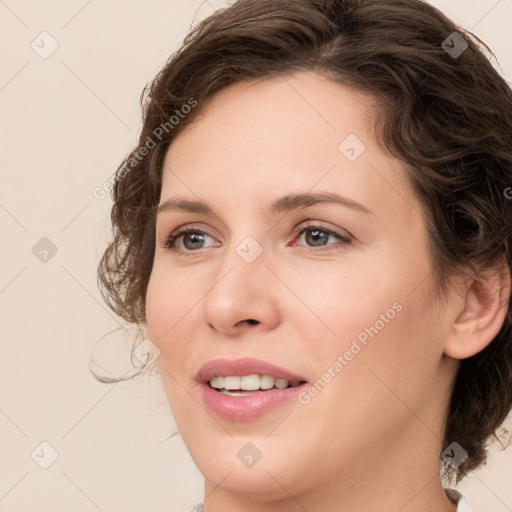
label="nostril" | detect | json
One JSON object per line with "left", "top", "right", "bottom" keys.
{"left": 246, "top": 319, "right": 259, "bottom": 325}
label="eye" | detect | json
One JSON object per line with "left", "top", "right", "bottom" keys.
{"left": 162, "top": 221, "right": 351, "bottom": 256}
{"left": 291, "top": 221, "right": 351, "bottom": 251}
{"left": 163, "top": 224, "right": 218, "bottom": 254}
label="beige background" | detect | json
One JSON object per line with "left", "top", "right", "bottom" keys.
{"left": 1, "top": 0, "right": 511, "bottom": 510}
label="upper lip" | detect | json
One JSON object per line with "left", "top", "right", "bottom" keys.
{"left": 196, "top": 357, "right": 308, "bottom": 383}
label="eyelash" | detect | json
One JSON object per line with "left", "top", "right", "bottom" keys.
{"left": 163, "top": 221, "right": 351, "bottom": 256}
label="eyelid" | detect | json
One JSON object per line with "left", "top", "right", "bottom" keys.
{"left": 289, "top": 221, "right": 352, "bottom": 252}
{"left": 291, "top": 220, "right": 351, "bottom": 240}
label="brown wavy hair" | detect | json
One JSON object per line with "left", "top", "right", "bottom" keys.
{"left": 96, "top": 0, "right": 512, "bottom": 485}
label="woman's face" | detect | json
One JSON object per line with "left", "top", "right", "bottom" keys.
{"left": 146, "top": 72, "right": 459, "bottom": 508}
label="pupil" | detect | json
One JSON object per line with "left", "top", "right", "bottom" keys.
{"left": 306, "top": 229, "right": 328, "bottom": 247}
{"left": 184, "top": 233, "right": 204, "bottom": 250}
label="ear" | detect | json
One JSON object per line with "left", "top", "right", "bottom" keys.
{"left": 444, "top": 257, "right": 511, "bottom": 360}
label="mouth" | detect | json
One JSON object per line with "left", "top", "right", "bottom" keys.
{"left": 196, "top": 357, "right": 309, "bottom": 421}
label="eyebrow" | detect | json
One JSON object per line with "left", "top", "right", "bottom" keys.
{"left": 157, "top": 192, "right": 374, "bottom": 218}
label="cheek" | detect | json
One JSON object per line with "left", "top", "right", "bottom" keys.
{"left": 145, "top": 269, "right": 202, "bottom": 416}
{"left": 280, "top": 259, "right": 391, "bottom": 341}
{"left": 284, "top": 257, "right": 434, "bottom": 379}
{"left": 145, "top": 266, "right": 196, "bottom": 362}
{"left": 145, "top": 270, "right": 169, "bottom": 343}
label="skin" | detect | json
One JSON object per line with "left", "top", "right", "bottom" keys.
{"left": 145, "top": 71, "right": 510, "bottom": 512}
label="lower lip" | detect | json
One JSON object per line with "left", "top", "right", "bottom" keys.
{"left": 199, "top": 382, "right": 308, "bottom": 421}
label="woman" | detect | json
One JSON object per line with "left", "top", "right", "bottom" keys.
{"left": 95, "top": 0, "right": 512, "bottom": 510}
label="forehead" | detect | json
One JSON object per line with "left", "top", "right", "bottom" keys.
{"left": 160, "top": 71, "right": 420, "bottom": 226}
{"left": 166, "top": 71, "right": 377, "bottom": 164}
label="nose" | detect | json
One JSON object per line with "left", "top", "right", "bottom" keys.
{"left": 202, "top": 244, "right": 282, "bottom": 336}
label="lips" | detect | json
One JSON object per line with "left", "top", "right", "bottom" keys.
{"left": 196, "top": 357, "right": 309, "bottom": 421}
{"left": 196, "top": 357, "right": 308, "bottom": 383}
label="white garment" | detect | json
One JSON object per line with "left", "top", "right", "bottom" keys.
{"left": 444, "top": 487, "right": 472, "bottom": 511}
{"left": 190, "top": 488, "right": 471, "bottom": 511}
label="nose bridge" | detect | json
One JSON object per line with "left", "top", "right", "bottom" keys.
{"left": 218, "top": 210, "right": 271, "bottom": 276}
{"left": 212, "top": 231, "right": 270, "bottom": 303}
{"left": 201, "top": 229, "right": 281, "bottom": 333}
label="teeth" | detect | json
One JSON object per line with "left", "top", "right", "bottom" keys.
{"left": 219, "top": 389, "right": 261, "bottom": 397}
{"left": 275, "top": 378, "right": 289, "bottom": 389}
{"left": 259, "top": 375, "right": 274, "bottom": 390}
{"left": 223, "top": 376, "right": 240, "bottom": 389}
{"left": 209, "top": 376, "right": 226, "bottom": 389}
{"left": 241, "top": 374, "right": 261, "bottom": 390}
{"left": 209, "top": 374, "right": 303, "bottom": 391}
